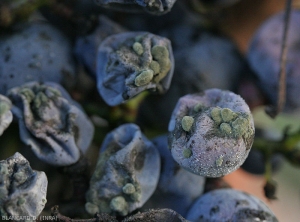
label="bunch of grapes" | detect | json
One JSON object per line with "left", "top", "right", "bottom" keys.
{"left": 1, "top": 0, "right": 300, "bottom": 221}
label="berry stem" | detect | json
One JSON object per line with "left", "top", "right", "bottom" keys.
{"left": 266, "top": 0, "right": 292, "bottom": 118}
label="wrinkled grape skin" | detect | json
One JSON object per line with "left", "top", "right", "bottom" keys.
{"left": 0, "top": 21, "right": 76, "bottom": 95}
{"left": 248, "top": 10, "right": 300, "bottom": 112}
{"left": 186, "top": 189, "right": 278, "bottom": 222}
{"left": 0, "top": 152, "right": 48, "bottom": 218}
{"left": 8, "top": 82, "right": 94, "bottom": 166}
{"left": 85, "top": 123, "right": 160, "bottom": 216}
{"left": 96, "top": 31, "right": 174, "bottom": 106}
{"left": 168, "top": 89, "right": 255, "bottom": 177}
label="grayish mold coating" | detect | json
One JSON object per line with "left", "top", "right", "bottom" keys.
{"left": 142, "top": 135, "right": 205, "bottom": 216}
{"left": 168, "top": 89, "right": 255, "bottom": 178}
{"left": 0, "top": 95, "right": 13, "bottom": 136}
{"left": 96, "top": 31, "right": 174, "bottom": 106}
{"left": 85, "top": 123, "right": 160, "bottom": 216}
{"left": 93, "top": 0, "right": 177, "bottom": 15}
{"left": 8, "top": 82, "right": 94, "bottom": 166}
{"left": 0, "top": 21, "right": 76, "bottom": 95}
{"left": 0, "top": 152, "right": 48, "bottom": 219}
{"left": 186, "top": 188, "right": 278, "bottom": 222}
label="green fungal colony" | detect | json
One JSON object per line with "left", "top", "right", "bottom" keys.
{"left": 183, "top": 148, "right": 193, "bottom": 158}
{"left": 215, "top": 155, "right": 224, "bottom": 167}
{"left": 210, "top": 107, "right": 223, "bottom": 125}
{"left": 151, "top": 45, "right": 171, "bottom": 83}
{"left": 110, "top": 196, "right": 128, "bottom": 216}
{"left": 0, "top": 102, "right": 10, "bottom": 116}
{"left": 122, "top": 183, "right": 136, "bottom": 194}
{"left": 133, "top": 43, "right": 171, "bottom": 87}
{"left": 181, "top": 116, "right": 194, "bottom": 132}
{"left": 220, "top": 123, "right": 232, "bottom": 135}
{"left": 209, "top": 107, "right": 252, "bottom": 139}
{"left": 135, "top": 69, "right": 154, "bottom": 86}
{"left": 132, "top": 42, "right": 144, "bottom": 55}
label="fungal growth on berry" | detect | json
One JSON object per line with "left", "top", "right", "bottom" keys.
{"left": 142, "top": 135, "right": 205, "bottom": 216}
{"left": 136, "top": 28, "right": 245, "bottom": 129}
{"left": 0, "top": 152, "right": 48, "bottom": 218}
{"left": 93, "top": 0, "right": 177, "bottom": 15}
{"left": 186, "top": 189, "right": 278, "bottom": 222}
{"left": 75, "top": 16, "right": 127, "bottom": 77}
{"left": 248, "top": 10, "right": 300, "bottom": 112}
{"left": 8, "top": 82, "right": 94, "bottom": 166}
{"left": 0, "top": 21, "right": 76, "bottom": 95}
{"left": 168, "top": 89, "right": 255, "bottom": 177}
{"left": 96, "top": 31, "right": 174, "bottom": 106}
{"left": 85, "top": 123, "right": 160, "bottom": 216}
{"left": 0, "top": 95, "right": 12, "bottom": 136}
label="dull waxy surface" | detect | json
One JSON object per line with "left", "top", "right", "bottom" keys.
{"left": 168, "top": 89, "right": 255, "bottom": 177}
{"left": 0, "top": 152, "right": 48, "bottom": 219}
{"left": 0, "top": 21, "right": 76, "bottom": 95}
{"left": 96, "top": 31, "right": 174, "bottom": 106}
{"left": 85, "top": 123, "right": 160, "bottom": 216}
{"left": 8, "top": 82, "right": 94, "bottom": 166}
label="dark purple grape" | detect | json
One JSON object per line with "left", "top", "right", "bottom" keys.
{"left": 168, "top": 89, "right": 254, "bottom": 177}
{"left": 74, "top": 16, "right": 127, "bottom": 77}
{"left": 85, "top": 123, "right": 160, "bottom": 216}
{"left": 94, "top": 0, "right": 177, "bottom": 15}
{"left": 247, "top": 10, "right": 300, "bottom": 112}
{"left": 142, "top": 135, "right": 205, "bottom": 216}
{"left": 96, "top": 31, "right": 174, "bottom": 106}
{"left": 186, "top": 188, "right": 278, "bottom": 222}
{"left": 0, "top": 21, "right": 76, "bottom": 95}
{"left": 241, "top": 148, "right": 283, "bottom": 175}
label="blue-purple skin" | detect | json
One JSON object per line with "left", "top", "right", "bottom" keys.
{"left": 0, "top": 152, "right": 48, "bottom": 218}
{"left": 97, "top": 31, "right": 174, "bottom": 106}
{"left": 85, "top": 123, "right": 160, "bottom": 216}
{"left": 93, "top": 0, "right": 177, "bottom": 15}
{"left": 123, "top": 208, "right": 189, "bottom": 222}
{"left": 0, "top": 95, "right": 13, "bottom": 136}
{"left": 0, "top": 21, "right": 76, "bottom": 95}
{"left": 74, "top": 16, "right": 127, "bottom": 77}
{"left": 142, "top": 135, "right": 205, "bottom": 216}
{"left": 186, "top": 188, "right": 278, "bottom": 222}
{"left": 168, "top": 89, "right": 255, "bottom": 178}
{"left": 7, "top": 82, "right": 94, "bottom": 166}
{"left": 248, "top": 10, "right": 300, "bottom": 112}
